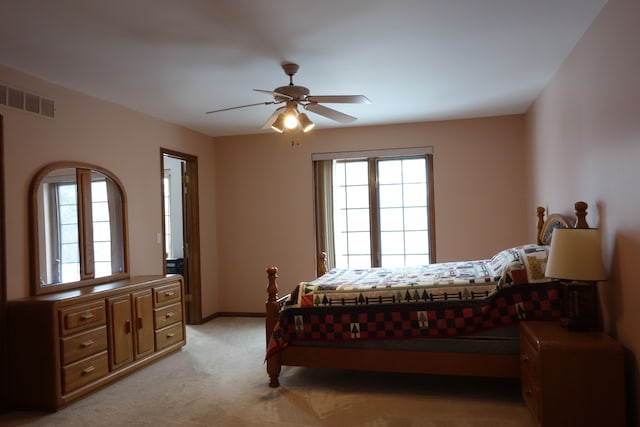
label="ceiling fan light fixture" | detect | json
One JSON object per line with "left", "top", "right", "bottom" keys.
{"left": 298, "top": 112, "right": 315, "bottom": 132}
{"left": 271, "top": 113, "right": 286, "bottom": 133}
{"left": 283, "top": 108, "right": 298, "bottom": 129}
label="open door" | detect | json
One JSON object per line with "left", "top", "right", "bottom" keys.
{"left": 161, "top": 149, "right": 202, "bottom": 324}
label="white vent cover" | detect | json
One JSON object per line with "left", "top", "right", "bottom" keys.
{"left": 0, "top": 83, "right": 55, "bottom": 118}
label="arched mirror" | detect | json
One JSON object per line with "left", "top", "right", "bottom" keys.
{"left": 30, "top": 162, "right": 129, "bottom": 295}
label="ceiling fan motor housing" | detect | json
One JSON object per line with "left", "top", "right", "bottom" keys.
{"left": 273, "top": 85, "right": 310, "bottom": 102}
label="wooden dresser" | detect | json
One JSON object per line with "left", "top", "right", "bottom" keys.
{"left": 520, "top": 321, "right": 625, "bottom": 427}
{"left": 7, "top": 275, "right": 185, "bottom": 411}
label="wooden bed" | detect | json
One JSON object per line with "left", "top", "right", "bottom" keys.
{"left": 265, "top": 201, "right": 589, "bottom": 387}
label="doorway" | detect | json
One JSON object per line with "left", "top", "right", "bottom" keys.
{"left": 161, "top": 149, "right": 202, "bottom": 324}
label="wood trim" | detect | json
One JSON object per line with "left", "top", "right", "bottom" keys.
{"left": 536, "top": 201, "right": 589, "bottom": 245}
{"left": 78, "top": 168, "right": 95, "bottom": 279}
{"left": 280, "top": 346, "right": 520, "bottom": 379}
{"left": 160, "top": 149, "right": 202, "bottom": 325}
{"left": 184, "top": 158, "right": 202, "bottom": 324}
{"left": 0, "top": 113, "right": 7, "bottom": 412}
{"left": 214, "top": 312, "right": 265, "bottom": 318}
{"left": 426, "top": 153, "right": 436, "bottom": 262}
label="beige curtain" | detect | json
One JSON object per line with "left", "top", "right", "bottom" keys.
{"left": 313, "top": 160, "right": 335, "bottom": 273}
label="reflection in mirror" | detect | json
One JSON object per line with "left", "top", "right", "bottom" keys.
{"left": 90, "top": 170, "right": 126, "bottom": 280}
{"left": 37, "top": 168, "right": 80, "bottom": 285}
{"left": 32, "top": 163, "right": 128, "bottom": 294}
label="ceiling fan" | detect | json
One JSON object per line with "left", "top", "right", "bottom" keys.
{"left": 206, "top": 63, "right": 371, "bottom": 133}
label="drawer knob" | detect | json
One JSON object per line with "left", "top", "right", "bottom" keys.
{"left": 80, "top": 312, "right": 95, "bottom": 321}
{"left": 81, "top": 339, "right": 95, "bottom": 348}
{"left": 82, "top": 365, "right": 96, "bottom": 375}
{"left": 164, "top": 291, "right": 175, "bottom": 297}
{"left": 166, "top": 332, "right": 176, "bottom": 338}
{"left": 165, "top": 312, "right": 175, "bottom": 319}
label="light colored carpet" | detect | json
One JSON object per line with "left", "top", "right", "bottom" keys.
{"left": 0, "top": 317, "right": 535, "bottom": 427}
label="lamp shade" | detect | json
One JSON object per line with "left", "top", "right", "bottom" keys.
{"left": 271, "top": 113, "right": 286, "bottom": 133}
{"left": 297, "top": 112, "right": 315, "bottom": 132}
{"left": 545, "top": 228, "right": 607, "bottom": 281}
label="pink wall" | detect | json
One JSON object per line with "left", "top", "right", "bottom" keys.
{"left": 0, "top": 65, "right": 220, "bottom": 317}
{"left": 214, "top": 115, "right": 530, "bottom": 313}
{"left": 527, "top": 0, "right": 640, "bottom": 421}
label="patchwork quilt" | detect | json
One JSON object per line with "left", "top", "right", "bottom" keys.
{"left": 266, "top": 244, "right": 563, "bottom": 359}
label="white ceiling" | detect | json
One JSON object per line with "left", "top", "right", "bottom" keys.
{"left": 0, "top": 0, "right": 606, "bottom": 137}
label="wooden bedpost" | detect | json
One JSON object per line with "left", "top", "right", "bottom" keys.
{"left": 317, "top": 252, "right": 328, "bottom": 277}
{"left": 536, "top": 206, "right": 546, "bottom": 245}
{"left": 265, "top": 266, "right": 281, "bottom": 387}
{"left": 574, "top": 201, "right": 589, "bottom": 229}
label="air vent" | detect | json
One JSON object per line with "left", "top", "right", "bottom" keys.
{"left": 0, "top": 82, "right": 55, "bottom": 118}
{"left": 41, "top": 98, "right": 55, "bottom": 118}
{"left": 8, "top": 87, "right": 24, "bottom": 109}
{"left": 25, "top": 93, "right": 40, "bottom": 114}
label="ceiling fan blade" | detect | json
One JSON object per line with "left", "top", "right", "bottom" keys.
{"left": 253, "top": 88, "right": 294, "bottom": 100}
{"left": 261, "top": 106, "right": 285, "bottom": 129}
{"left": 305, "top": 103, "right": 357, "bottom": 124}
{"left": 306, "top": 95, "right": 371, "bottom": 104}
{"left": 205, "top": 101, "right": 275, "bottom": 114}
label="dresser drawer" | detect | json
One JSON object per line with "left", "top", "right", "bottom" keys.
{"left": 153, "top": 282, "right": 181, "bottom": 307}
{"left": 59, "top": 301, "right": 106, "bottom": 336}
{"left": 60, "top": 326, "right": 108, "bottom": 365}
{"left": 520, "top": 332, "right": 540, "bottom": 379}
{"left": 154, "top": 303, "right": 182, "bottom": 329}
{"left": 61, "top": 351, "right": 109, "bottom": 394}
{"left": 521, "top": 370, "right": 541, "bottom": 422}
{"left": 155, "top": 322, "right": 184, "bottom": 351}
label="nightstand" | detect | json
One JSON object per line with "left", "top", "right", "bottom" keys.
{"left": 519, "top": 321, "right": 625, "bottom": 427}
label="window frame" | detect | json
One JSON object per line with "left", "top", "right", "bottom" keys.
{"left": 313, "top": 147, "right": 436, "bottom": 270}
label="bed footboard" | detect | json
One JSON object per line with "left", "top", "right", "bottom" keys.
{"left": 265, "top": 266, "right": 282, "bottom": 387}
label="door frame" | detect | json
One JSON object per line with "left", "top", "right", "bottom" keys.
{"left": 160, "top": 148, "right": 202, "bottom": 324}
{"left": 1, "top": 114, "right": 7, "bottom": 412}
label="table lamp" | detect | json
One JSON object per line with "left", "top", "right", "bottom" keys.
{"left": 545, "top": 227, "right": 607, "bottom": 331}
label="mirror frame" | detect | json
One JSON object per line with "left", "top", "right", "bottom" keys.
{"left": 29, "top": 161, "right": 130, "bottom": 295}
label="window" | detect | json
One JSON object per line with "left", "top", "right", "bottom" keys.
{"left": 314, "top": 148, "right": 435, "bottom": 270}
{"left": 163, "top": 170, "right": 172, "bottom": 259}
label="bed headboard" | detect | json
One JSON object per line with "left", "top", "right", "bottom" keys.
{"left": 536, "top": 201, "right": 589, "bottom": 245}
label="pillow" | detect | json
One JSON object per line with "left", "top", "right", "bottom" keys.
{"left": 489, "top": 244, "right": 551, "bottom": 286}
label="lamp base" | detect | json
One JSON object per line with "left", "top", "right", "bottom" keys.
{"left": 561, "top": 281, "right": 599, "bottom": 332}
{"left": 560, "top": 316, "right": 595, "bottom": 331}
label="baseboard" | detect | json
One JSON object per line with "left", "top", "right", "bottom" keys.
{"left": 200, "top": 312, "right": 265, "bottom": 323}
